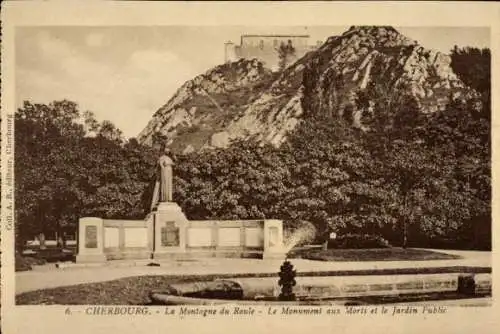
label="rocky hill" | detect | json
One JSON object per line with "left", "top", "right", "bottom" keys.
{"left": 137, "top": 26, "right": 476, "bottom": 153}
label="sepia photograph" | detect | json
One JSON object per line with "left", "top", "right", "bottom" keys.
{"left": 12, "top": 23, "right": 492, "bottom": 307}
{"left": 1, "top": 2, "right": 499, "bottom": 334}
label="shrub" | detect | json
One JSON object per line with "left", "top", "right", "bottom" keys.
{"left": 16, "top": 254, "right": 32, "bottom": 272}
{"left": 15, "top": 253, "right": 47, "bottom": 272}
{"left": 327, "top": 233, "right": 391, "bottom": 249}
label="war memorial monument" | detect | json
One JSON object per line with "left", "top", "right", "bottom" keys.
{"left": 76, "top": 150, "right": 286, "bottom": 263}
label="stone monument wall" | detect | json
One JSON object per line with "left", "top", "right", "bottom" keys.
{"left": 76, "top": 216, "right": 284, "bottom": 262}
{"left": 183, "top": 220, "right": 264, "bottom": 258}
{"left": 76, "top": 218, "right": 152, "bottom": 261}
{"left": 102, "top": 219, "right": 151, "bottom": 260}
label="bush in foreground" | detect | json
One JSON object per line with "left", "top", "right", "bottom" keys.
{"left": 327, "top": 233, "right": 391, "bottom": 249}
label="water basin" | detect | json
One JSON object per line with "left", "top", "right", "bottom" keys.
{"left": 149, "top": 272, "right": 491, "bottom": 305}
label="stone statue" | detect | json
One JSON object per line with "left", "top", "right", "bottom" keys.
{"left": 158, "top": 150, "right": 174, "bottom": 202}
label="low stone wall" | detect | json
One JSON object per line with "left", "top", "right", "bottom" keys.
{"left": 175, "top": 219, "right": 283, "bottom": 259}
{"left": 102, "top": 220, "right": 151, "bottom": 260}
{"left": 76, "top": 218, "right": 152, "bottom": 262}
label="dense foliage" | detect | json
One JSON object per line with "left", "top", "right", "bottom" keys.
{"left": 173, "top": 93, "right": 490, "bottom": 249}
{"left": 450, "top": 46, "right": 490, "bottom": 100}
{"left": 15, "top": 47, "right": 490, "bottom": 251}
{"left": 15, "top": 101, "right": 158, "bottom": 249}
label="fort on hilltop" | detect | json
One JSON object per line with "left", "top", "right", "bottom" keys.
{"left": 225, "top": 35, "right": 322, "bottom": 71}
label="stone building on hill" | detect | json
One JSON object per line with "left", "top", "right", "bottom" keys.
{"left": 225, "top": 35, "right": 322, "bottom": 71}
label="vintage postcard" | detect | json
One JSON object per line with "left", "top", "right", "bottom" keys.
{"left": 1, "top": 1, "right": 499, "bottom": 333}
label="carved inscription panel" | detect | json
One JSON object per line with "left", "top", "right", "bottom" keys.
{"left": 85, "top": 226, "right": 97, "bottom": 248}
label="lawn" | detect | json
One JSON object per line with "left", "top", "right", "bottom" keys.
{"left": 293, "top": 247, "right": 462, "bottom": 262}
{"left": 16, "top": 265, "right": 491, "bottom": 305}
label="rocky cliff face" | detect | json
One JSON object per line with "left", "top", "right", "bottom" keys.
{"left": 137, "top": 58, "right": 275, "bottom": 152}
{"left": 138, "top": 26, "right": 475, "bottom": 153}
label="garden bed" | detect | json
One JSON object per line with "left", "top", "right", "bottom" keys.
{"left": 293, "top": 248, "right": 461, "bottom": 262}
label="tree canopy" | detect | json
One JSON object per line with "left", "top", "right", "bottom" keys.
{"left": 15, "top": 100, "right": 157, "bottom": 249}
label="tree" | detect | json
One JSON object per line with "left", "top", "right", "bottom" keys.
{"left": 422, "top": 97, "right": 491, "bottom": 248}
{"left": 15, "top": 100, "right": 157, "bottom": 249}
{"left": 15, "top": 100, "right": 86, "bottom": 249}
{"left": 450, "top": 46, "right": 491, "bottom": 119}
{"left": 450, "top": 46, "right": 490, "bottom": 97}
{"left": 98, "top": 120, "right": 123, "bottom": 142}
{"left": 277, "top": 40, "right": 296, "bottom": 71}
{"left": 385, "top": 140, "right": 441, "bottom": 248}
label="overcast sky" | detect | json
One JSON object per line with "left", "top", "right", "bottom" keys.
{"left": 16, "top": 26, "right": 490, "bottom": 138}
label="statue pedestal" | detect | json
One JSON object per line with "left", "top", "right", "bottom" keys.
{"left": 152, "top": 202, "right": 188, "bottom": 259}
